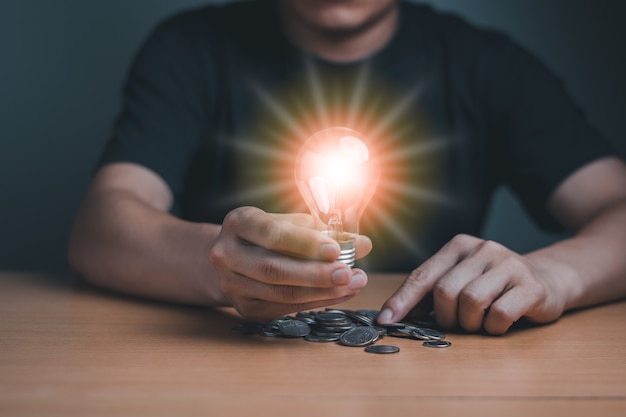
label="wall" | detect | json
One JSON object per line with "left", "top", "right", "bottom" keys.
{"left": 1, "top": 0, "right": 624, "bottom": 271}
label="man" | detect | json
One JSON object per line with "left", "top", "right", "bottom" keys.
{"left": 69, "top": 0, "right": 626, "bottom": 335}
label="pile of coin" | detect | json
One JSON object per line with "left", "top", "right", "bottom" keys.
{"left": 230, "top": 309, "right": 451, "bottom": 353}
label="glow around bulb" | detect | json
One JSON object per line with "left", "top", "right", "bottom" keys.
{"left": 295, "top": 127, "right": 380, "bottom": 267}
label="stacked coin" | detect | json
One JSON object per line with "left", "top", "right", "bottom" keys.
{"left": 303, "top": 312, "right": 356, "bottom": 342}
{"left": 230, "top": 308, "right": 451, "bottom": 352}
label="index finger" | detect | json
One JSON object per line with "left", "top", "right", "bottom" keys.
{"left": 377, "top": 234, "right": 477, "bottom": 323}
{"left": 273, "top": 213, "right": 373, "bottom": 260}
{"left": 229, "top": 208, "right": 340, "bottom": 261}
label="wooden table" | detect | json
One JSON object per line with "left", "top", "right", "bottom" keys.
{"left": 1, "top": 272, "right": 625, "bottom": 416}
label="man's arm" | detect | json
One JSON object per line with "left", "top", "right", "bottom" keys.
{"left": 69, "top": 163, "right": 370, "bottom": 319}
{"left": 378, "top": 156, "right": 626, "bottom": 334}
{"left": 68, "top": 162, "right": 226, "bottom": 306}
{"left": 532, "top": 156, "right": 626, "bottom": 310}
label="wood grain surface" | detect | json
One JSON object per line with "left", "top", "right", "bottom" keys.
{"left": 1, "top": 272, "right": 625, "bottom": 416}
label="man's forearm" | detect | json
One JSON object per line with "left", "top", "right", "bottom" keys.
{"left": 527, "top": 198, "right": 626, "bottom": 311}
{"left": 69, "top": 189, "right": 229, "bottom": 306}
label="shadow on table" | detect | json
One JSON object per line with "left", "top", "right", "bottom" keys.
{"left": 66, "top": 274, "right": 286, "bottom": 346}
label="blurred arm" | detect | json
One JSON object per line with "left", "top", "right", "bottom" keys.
{"left": 530, "top": 156, "right": 626, "bottom": 310}
{"left": 68, "top": 162, "right": 228, "bottom": 306}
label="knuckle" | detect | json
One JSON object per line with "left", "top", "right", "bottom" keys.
{"left": 389, "top": 269, "right": 430, "bottom": 309}
{"left": 262, "top": 219, "right": 284, "bottom": 247}
{"left": 480, "top": 239, "right": 506, "bottom": 255}
{"left": 222, "top": 208, "right": 243, "bottom": 230}
{"left": 310, "top": 266, "right": 331, "bottom": 287}
{"left": 407, "top": 269, "right": 429, "bottom": 286}
{"left": 275, "top": 285, "right": 300, "bottom": 302}
{"left": 459, "top": 288, "right": 484, "bottom": 308}
{"left": 433, "top": 281, "right": 456, "bottom": 303}
{"left": 489, "top": 303, "right": 514, "bottom": 323}
{"left": 209, "top": 244, "right": 227, "bottom": 269}
{"left": 260, "top": 257, "right": 286, "bottom": 283}
{"left": 223, "top": 206, "right": 259, "bottom": 230}
{"left": 448, "top": 233, "right": 477, "bottom": 250}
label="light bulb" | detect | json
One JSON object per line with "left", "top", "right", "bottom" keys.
{"left": 295, "top": 127, "right": 380, "bottom": 267}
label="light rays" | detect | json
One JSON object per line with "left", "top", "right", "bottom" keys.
{"left": 231, "top": 136, "right": 294, "bottom": 164}
{"left": 304, "top": 56, "right": 331, "bottom": 129}
{"left": 368, "top": 202, "right": 427, "bottom": 259}
{"left": 247, "top": 80, "right": 309, "bottom": 141}
{"left": 379, "top": 135, "right": 450, "bottom": 163}
{"left": 220, "top": 181, "right": 300, "bottom": 211}
{"left": 229, "top": 61, "right": 452, "bottom": 259}
{"left": 345, "top": 61, "right": 371, "bottom": 128}
{"left": 379, "top": 179, "right": 456, "bottom": 207}
{"left": 367, "top": 81, "right": 425, "bottom": 141}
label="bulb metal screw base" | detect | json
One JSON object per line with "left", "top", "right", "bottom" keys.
{"left": 337, "top": 240, "right": 356, "bottom": 268}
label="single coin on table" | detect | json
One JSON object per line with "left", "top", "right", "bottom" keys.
{"left": 423, "top": 340, "right": 451, "bottom": 348}
{"left": 364, "top": 345, "right": 400, "bottom": 354}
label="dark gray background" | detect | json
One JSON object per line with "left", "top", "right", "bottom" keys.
{"left": 1, "top": 0, "right": 625, "bottom": 272}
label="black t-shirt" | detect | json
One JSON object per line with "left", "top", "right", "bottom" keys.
{"left": 100, "top": 0, "right": 617, "bottom": 271}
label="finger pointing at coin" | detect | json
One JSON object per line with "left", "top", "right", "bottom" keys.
{"left": 377, "top": 234, "right": 566, "bottom": 335}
